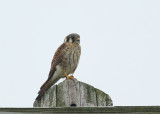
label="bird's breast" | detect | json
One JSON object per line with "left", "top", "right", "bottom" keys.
{"left": 61, "top": 43, "right": 81, "bottom": 74}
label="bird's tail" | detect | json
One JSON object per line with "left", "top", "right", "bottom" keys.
{"left": 36, "top": 77, "right": 60, "bottom": 100}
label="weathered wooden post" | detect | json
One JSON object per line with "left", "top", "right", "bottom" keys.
{"left": 33, "top": 78, "right": 113, "bottom": 107}
{"left": 1, "top": 79, "right": 160, "bottom": 114}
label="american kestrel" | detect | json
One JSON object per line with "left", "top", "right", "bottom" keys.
{"left": 36, "top": 33, "right": 81, "bottom": 99}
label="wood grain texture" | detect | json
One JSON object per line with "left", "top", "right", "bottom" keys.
{"left": 1, "top": 107, "right": 160, "bottom": 114}
{"left": 33, "top": 78, "right": 113, "bottom": 107}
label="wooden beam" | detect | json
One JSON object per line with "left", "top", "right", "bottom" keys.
{"left": 0, "top": 106, "right": 160, "bottom": 114}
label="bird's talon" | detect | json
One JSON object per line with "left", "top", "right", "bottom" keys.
{"left": 66, "top": 76, "right": 74, "bottom": 80}
{"left": 69, "top": 76, "right": 74, "bottom": 80}
{"left": 65, "top": 74, "right": 74, "bottom": 80}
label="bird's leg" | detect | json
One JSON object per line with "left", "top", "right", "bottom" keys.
{"left": 65, "top": 73, "right": 74, "bottom": 80}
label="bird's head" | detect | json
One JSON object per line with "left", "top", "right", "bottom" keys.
{"left": 64, "top": 33, "right": 80, "bottom": 44}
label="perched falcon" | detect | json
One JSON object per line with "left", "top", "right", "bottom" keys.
{"left": 36, "top": 33, "right": 81, "bottom": 99}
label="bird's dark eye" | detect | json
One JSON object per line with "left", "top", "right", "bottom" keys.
{"left": 67, "top": 38, "right": 71, "bottom": 42}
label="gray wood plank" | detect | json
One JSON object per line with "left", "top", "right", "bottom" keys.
{"left": 79, "top": 82, "right": 97, "bottom": 106}
{"left": 1, "top": 107, "right": 160, "bottom": 114}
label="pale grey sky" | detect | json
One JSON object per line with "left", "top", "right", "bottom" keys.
{"left": 0, "top": 0, "right": 160, "bottom": 107}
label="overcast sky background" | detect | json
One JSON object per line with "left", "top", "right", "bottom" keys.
{"left": 0, "top": 0, "right": 160, "bottom": 107}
